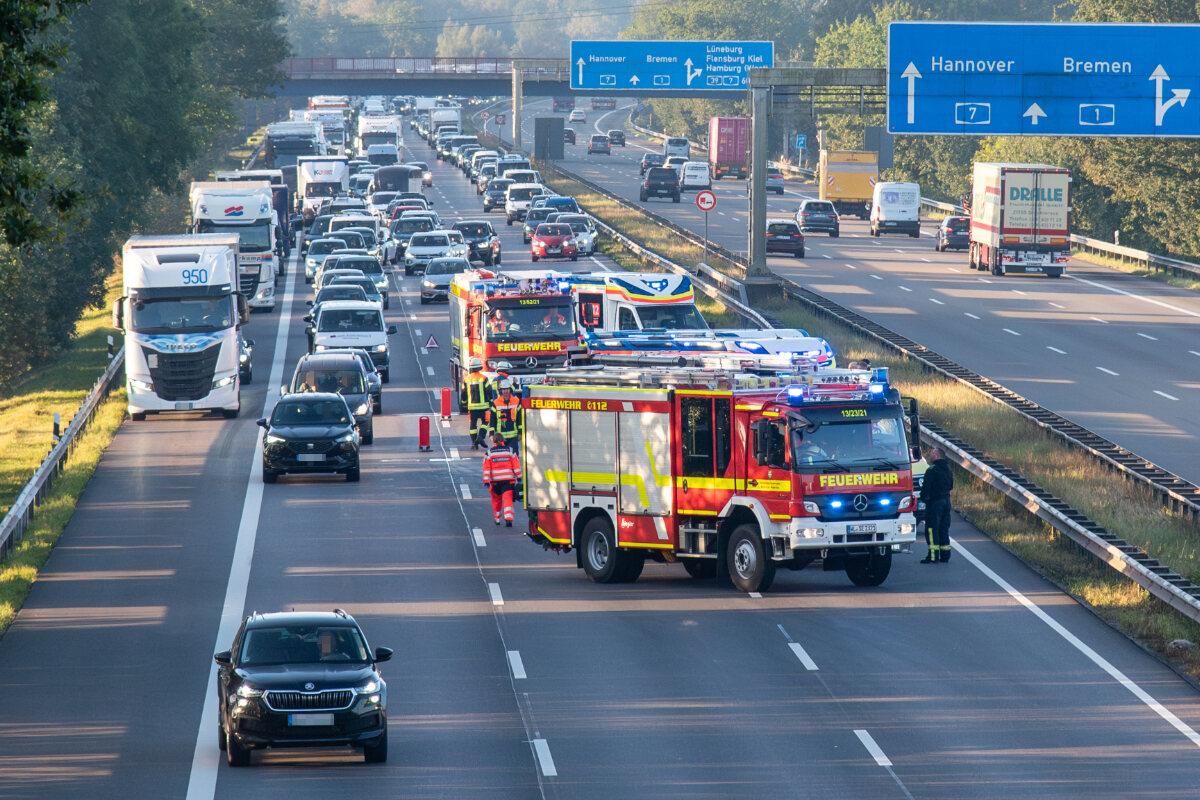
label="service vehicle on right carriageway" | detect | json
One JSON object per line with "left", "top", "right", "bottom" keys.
{"left": 523, "top": 360, "right": 920, "bottom": 592}
{"left": 968, "top": 162, "right": 1071, "bottom": 277}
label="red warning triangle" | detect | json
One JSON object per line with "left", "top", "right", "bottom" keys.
{"left": 425, "top": 334, "right": 439, "bottom": 350}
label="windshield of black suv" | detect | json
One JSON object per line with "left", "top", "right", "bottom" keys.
{"left": 292, "top": 368, "right": 365, "bottom": 395}
{"left": 272, "top": 399, "right": 352, "bottom": 427}
{"left": 318, "top": 308, "right": 383, "bottom": 332}
{"left": 336, "top": 257, "right": 382, "bottom": 275}
{"left": 315, "top": 286, "right": 368, "bottom": 304}
{"left": 329, "top": 277, "right": 380, "bottom": 298}
{"left": 239, "top": 625, "right": 369, "bottom": 665}
{"left": 486, "top": 304, "right": 575, "bottom": 339}
{"left": 454, "top": 223, "right": 491, "bottom": 238}
{"left": 634, "top": 304, "right": 706, "bottom": 330}
{"left": 790, "top": 413, "right": 909, "bottom": 474}
{"left": 768, "top": 222, "right": 801, "bottom": 234}
{"left": 131, "top": 296, "right": 233, "bottom": 334}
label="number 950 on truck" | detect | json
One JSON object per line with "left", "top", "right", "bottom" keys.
{"left": 523, "top": 362, "right": 920, "bottom": 592}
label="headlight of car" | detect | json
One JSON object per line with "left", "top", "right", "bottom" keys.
{"left": 335, "top": 432, "right": 356, "bottom": 443}
{"left": 355, "top": 678, "right": 380, "bottom": 694}
{"left": 236, "top": 683, "right": 263, "bottom": 698}
{"left": 422, "top": 171, "right": 432, "bottom": 180}
{"left": 423, "top": 280, "right": 434, "bottom": 288}
{"left": 314, "top": 345, "right": 328, "bottom": 352}
{"left": 306, "top": 257, "right": 317, "bottom": 267}
{"left": 265, "top": 433, "right": 286, "bottom": 445}
{"left": 373, "top": 344, "right": 387, "bottom": 353}
{"left": 405, "top": 255, "right": 415, "bottom": 263}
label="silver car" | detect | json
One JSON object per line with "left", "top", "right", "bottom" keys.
{"left": 420, "top": 257, "right": 470, "bottom": 304}
{"left": 554, "top": 214, "right": 598, "bottom": 255}
{"left": 404, "top": 232, "right": 453, "bottom": 276}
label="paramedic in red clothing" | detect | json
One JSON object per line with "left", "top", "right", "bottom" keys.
{"left": 482, "top": 432, "right": 522, "bottom": 526}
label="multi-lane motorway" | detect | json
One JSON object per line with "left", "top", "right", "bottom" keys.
{"left": 512, "top": 100, "right": 1200, "bottom": 486}
{"left": 0, "top": 129, "right": 1198, "bottom": 799}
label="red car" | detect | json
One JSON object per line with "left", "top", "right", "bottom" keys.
{"left": 530, "top": 223, "right": 578, "bottom": 262}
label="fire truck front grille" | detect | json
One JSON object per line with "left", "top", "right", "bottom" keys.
{"left": 143, "top": 344, "right": 222, "bottom": 401}
{"left": 815, "top": 491, "right": 905, "bottom": 522}
{"left": 503, "top": 354, "right": 569, "bottom": 374}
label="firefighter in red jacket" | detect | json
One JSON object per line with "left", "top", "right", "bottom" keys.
{"left": 482, "top": 432, "right": 522, "bottom": 526}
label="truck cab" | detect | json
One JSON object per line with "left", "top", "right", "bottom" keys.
{"left": 189, "top": 181, "right": 278, "bottom": 311}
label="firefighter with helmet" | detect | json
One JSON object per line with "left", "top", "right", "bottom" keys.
{"left": 482, "top": 431, "right": 522, "bottom": 526}
{"left": 464, "top": 358, "right": 493, "bottom": 449}
{"left": 488, "top": 378, "right": 522, "bottom": 446}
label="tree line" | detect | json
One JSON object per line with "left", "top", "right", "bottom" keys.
{"left": 0, "top": 0, "right": 289, "bottom": 387}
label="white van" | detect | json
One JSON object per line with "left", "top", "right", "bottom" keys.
{"left": 365, "top": 144, "right": 400, "bottom": 167}
{"left": 870, "top": 181, "right": 921, "bottom": 238}
{"left": 504, "top": 182, "right": 543, "bottom": 225}
{"left": 309, "top": 300, "right": 398, "bottom": 382}
{"left": 680, "top": 161, "right": 712, "bottom": 191}
{"left": 663, "top": 137, "right": 691, "bottom": 159}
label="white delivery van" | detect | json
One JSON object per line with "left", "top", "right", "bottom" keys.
{"left": 870, "top": 181, "right": 921, "bottom": 238}
{"left": 365, "top": 144, "right": 400, "bottom": 167}
{"left": 308, "top": 300, "right": 398, "bottom": 382}
{"left": 679, "top": 161, "right": 712, "bottom": 191}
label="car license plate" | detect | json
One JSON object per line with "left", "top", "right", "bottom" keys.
{"left": 297, "top": 453, "right": 325, "bottom": 462}
{"left": 848, "top": 523, "right": 877, "bottom": 534}
{"left": 288, "top": 713, "right": 333, "bottom": 726}
{"left": 174, "top": 402, "right": 193, "bottom": 411}
{"left": 548, "top": 246, "right": 560, "bottom": 253}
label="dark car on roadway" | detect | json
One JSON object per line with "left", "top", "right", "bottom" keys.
{"left": 606, "top": 129, "right": 625, "bottom": 146}
{"left": 639, "top": 152, "right": 665, "bottom": 175}
{"left": 765, "top": 172, "right": 786, "bottom": 195}
{"left": 588, "top": 134, "right": 611, "bottom": 155}
{"left": 795, "top": 199, "right": 840, "bottom": 237}
{"left": 287, "top": 352, "right": 376, "bottom": 444}
{"left": 563, "top": 128, "right": 576, "bottom": 144}
{"left": 482, "top": 178, "right": 513, "bottom": 212}
{"left": 214, "top": 609, "right": 391, "bottom": 764}
{"left": 522, "top": 206, "right": 557, "bottom": 244}
{"left": 388, "top": 216, "right": 435, "bottom": 258}
{"left": 421, "top": 257, "right": 470, "bottom": 303}
{"left": 641, "top": 167, "right": 681, "bottom": 203}
{"left": 766, "top": 220, "right": 805, "bottom": 258}
{"left": 935, "top": 215, "right": 970, "bottom": 252}
{"left": 258, "top": 393, "right": 361, "bottom": 482}
{"left": 452, "top": 220, "right": 502, "bottom": 266}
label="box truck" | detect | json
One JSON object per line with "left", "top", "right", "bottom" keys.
{"left": 707, "top": 117, "right": 748, "bottom": 180}
{"left": 968, "top": 163, "right": 1071, "bottom": 277}
{"left": 818, "top": 150, "right": 878, "bottom": 219}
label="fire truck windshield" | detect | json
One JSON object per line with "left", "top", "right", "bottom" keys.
{"left": 790, "top": 414, "right": 908, "bottom": 473}
{"left": 486, "top": 305, "right": 575, "bottom": 339}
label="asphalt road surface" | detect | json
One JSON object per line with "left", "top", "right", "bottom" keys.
{"left": 512, "top": 99, "right": 1200, "bottom": 486}
{"left": 0, "top": 129, "right": 1197, "bottom": 800}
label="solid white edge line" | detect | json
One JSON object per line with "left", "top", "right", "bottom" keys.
{"left": 854, "top": 729, "right": 893, "bottom": 767}
{"left": 459, "top": 482, "right": 472, "bottom": 499}
{"left": 532, "top": 738, "right": 557, "bottom": 777}
{"left": 488, "top": 582, "right": 504, "bottom": 606}
{"left": 953, "top": 538, "right": 1200, "bottom": 749}
{"left": 788, "top": 642, "right": 819, "bottom": 671}
{"left": 186, "top": 251, "right": 297, "bottom": 800}
{"left": 472, "top": 527, "right": 486, "bottom": 547}
{"left": 1068, "top": 273, "right": 1200, "bottom": 319}
{"left": 507, "top": 650, "right": 527, "bottom": 679}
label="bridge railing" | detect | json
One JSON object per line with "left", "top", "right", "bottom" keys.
{"left": 286, "top": 57, "right": 566, "bottom": 76}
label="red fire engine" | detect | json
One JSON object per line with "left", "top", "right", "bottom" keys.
{"left": 522, "top": 358, "right": 920, "bottom": 592}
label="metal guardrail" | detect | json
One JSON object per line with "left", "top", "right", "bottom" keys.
{"left": 0, "top": 348, "right": 125, "bottom": 560}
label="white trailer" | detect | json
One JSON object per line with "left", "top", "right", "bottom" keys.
{"left": 190, "top": 181, "right": 278, "bottom": 310}
{"left": 113, "top": 235, "right": 247, "bottom": 420}
{"left": 969, "top": 162, "right": 1071, "bottom": 277}
{"left": 356, "top": 115, "right": 403, "bottom": 155}
{"left": 296, "top": 156, "right": 350, "bottom": 222}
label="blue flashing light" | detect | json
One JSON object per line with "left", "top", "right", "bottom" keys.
{"left": 736, "top": 341, "right": 769, "bottom": 354}
{"left": 830, "top": 499, "right": 844, "bottom": 509}
{"left": 879, "top": 498, "right": 891, "bottom": 507}
{"left": 786, "top": 385, "right": 807, "bottom": 405}
{"left": 869, "top": 383, "right": 885, "bottom": 395}
{"left": 558, "top": 281, "right": 572, "bottom": 292}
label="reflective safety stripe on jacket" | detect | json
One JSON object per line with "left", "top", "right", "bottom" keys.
{"left": 465, "top": 374, "right": 491, "bottom": 410}
{"left": 482, "top": 446, "right": 522, "bottom": 483}
{"left": 490, "top": 396, "right": 521, "bottom": 437}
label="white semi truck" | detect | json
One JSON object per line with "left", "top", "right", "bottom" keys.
{"left": 189, "top": 181, "right": 279, "bottom": 311}
{"left": 356, "top": 115, "right": 403, "bottom": 155}
{"left": 113, "top": 235, "right": 247, "bottom": 420}
{"left": 295, "top": 155, "right": 350, "bottom": 223}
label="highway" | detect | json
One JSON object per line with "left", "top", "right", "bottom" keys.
{"left": 511, "top": 99, "right": 1200, "bottom": 486}
{"left": 0, "top": 131, "right": 1199, "bottom": 800}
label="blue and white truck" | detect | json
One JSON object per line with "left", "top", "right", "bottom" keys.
{"left": 190, "top": 181, "right": 279, "bottom": 311}
{"left": 113, "top": 235, "right": 248, "bottom": 420}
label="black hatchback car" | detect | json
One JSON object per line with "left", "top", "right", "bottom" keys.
{"left": 640, "top": 152, "right": 665, "bottom": 175}
{"left": 795, "top": 199, "right": 840, "bottom": 237}
{"left": 259, "top": 393, "right": 361, "bottom": 482}
{"left": 935, "top": 215, "right": 970, "bottom": 251}
{"left": 287, "top": 353, "right": 375, "bottom": 444}
{"left": 215, "top": 609, "right": 392, "bottom": 765}
{"left": 765, "top": 220, "right": 806, "bottom": 258}
{"left": 483, "top": 178, "right": 513, "bottom": 212}
{"left": 563, "top": 127, "right": 576, "bottom": 144}
{"left": 607, "top": 129, "right": 626, "bottom": 146}
{"left": 452, "top": 219, "right": 502, "bottom": 266}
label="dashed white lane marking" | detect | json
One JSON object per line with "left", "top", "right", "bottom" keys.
{"left": 920, "top": 258, "right": 931, "bottom": 262}
{"left": 450, "top": 447, "right": 460, "bottom": 460}
{"left": 1069, "top": 273, "right": 1200, "bottom": 320}
{"left": 441, "top": 420, "right": 451, "bottom": 428}
{"left": 978, "top": 277, "right": 992, "bottom": 283}
{"left": 1046, "top": 346, "right": 1067, "bottom": 354}
{"left": 898, "top": 285, "right": 912, "bottom": 292}
{"left": 822, "top": 253, "right": 832, "bottom": 259}
{"left": 1091, "top": 316, "right": 1108, "bottom": 324}
{"left": 1012, "top": 288, "right": 1027, "bottom": 295}
{"left": 748, "top": 592, "right": 762, "bottom": 598}
{"left": 845, "top": 263, "right": 857, "bottom": 269}
{"left": 964, "top": 312, "right": 980, "bottom": 319}
{"left": 1137, "top": 332, "right": 1159, "bottom": 340}
{"left": 947, "top": 267, "right": 961, "bottom": 272}
{"left": 420, "top": 347, "right": 428, "bottom": 355}
{"left": 426, "top": 365, "right": 435, "bottom": 376}
{"left": 507, "top": 650, "right": 526, "bottom": 679}
{"left": 954, "top": 537, "right": 1200, "bottom": 750}
{"left": 414, "top": 328, "right": 422, "bottom": 337}
{"left": 459, "top": 482, "right": 472, "bottom": 499}
{"left": 894, "top": 248, "right": 904, "bottom": 254}
{"left": 1049, "top": 301, "right": 1066, "bottom": 309}
{"left": 1191, "top": 350, "right": 1200, "bottom": 357}
{"left": 870, "top": 274, "right": 883, "bottom": 281}
{"left": 855, "top": 730, "right": 893, "bottom": 767}
{"left": 1003, "top": 328, "right": 1021, "bottom": 336}
{"left": 410, "top": 313, "right": 417, "bottom": 320}
{"left": 1155, "top": 390, "right": 1180, "bottom": 401}
{"left": 788, "top": 642, "right": 819, "bottom": 671}
{"left": 1097, "top": 366, "right": 1119, "bottom": 376}
{"left": 488, "top": 583, "right": 504, "bottom": 606}
{"left": 472, "top": 527, "right": 486, "bottom": 547}
{"left": 532, "top": 739, "right": 557, "bottom": 777}
{"left": 929, "top": 298, "right": 944, "bottom": 305}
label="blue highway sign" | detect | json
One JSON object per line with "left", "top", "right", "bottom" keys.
{"left": 571, "top": 40, "right": 774, "bottom": 92}
{"left": 888, "top": 22, "right": 1200, "bottom": 136}
{"left": 796, "top": 134, "right": 807, "bottom": 149}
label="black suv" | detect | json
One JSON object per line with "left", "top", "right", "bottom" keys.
{"left": 452, "top": 219, "right": 502, "bottom": 266}
{"left": 482, "top": 178, "right": 513, "bottom": 212}
{"left": 287, "top": 353, "right": 375, "bottom": 444}
{"left": 639, "top": 152, "right": 665, "bottom": 175}
{"left": 259, "top": 393, "right": 361, "bottom": 482}
{"left": 214, "top": 609, "right": 392, "bottom": 765}
{"left": 607, "top": 129, "right": 626, "bottom": 146}
{"left": 641, "top": 167, "right": 680, "bottom": 203}
{"left": 795, "top": 199, "right": 840, "bottom": 237}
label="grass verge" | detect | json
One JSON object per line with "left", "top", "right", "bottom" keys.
{"left": 553, "top": 170, "right": 1200, "bottom": 680}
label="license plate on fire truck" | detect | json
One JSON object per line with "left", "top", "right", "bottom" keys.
{"left": 847, "top": 523, "right": 877, "bottom": 534}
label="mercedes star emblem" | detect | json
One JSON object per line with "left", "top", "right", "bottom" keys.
{"left": 525, "top": 356, "right": 538, "bottom": 369}
{"left": 853, "top": 494, "right": 870, "bottom": 512}
{"left": 304, "top": 682, "right": 315, "bottom": 691}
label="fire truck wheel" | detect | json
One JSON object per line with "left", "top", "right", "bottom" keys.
{"left": 845, "top": 549, "right": 892, "bottom": 587}
{"left": 682, "top": 559, "right": 717, "bottom": 579}
{"left": 581, "top": 517, "right": 622, "bottom": 583}
{"left": 727, "top": 524, "right": 775, "bottom": 593}
{"left": 617, "top": 552, "right": 644, "bottom": 583}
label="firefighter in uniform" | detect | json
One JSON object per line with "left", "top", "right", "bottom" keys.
{"left": 463, "top": 359, "right": 493, "bottom": 449}
{"left": 919, "top": 447, "right": 953, "bottom": 563}
{"left": 488, "top": 378, "right": 524, "bottom": 498}
{"left": 482, "top": 432, "right": 522, "bottom": 526}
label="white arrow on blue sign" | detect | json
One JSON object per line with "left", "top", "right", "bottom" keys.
{"left": 888, "top": 22, "right": 1200, "bottom": 137}
{"left": 571, "top": 40, "right": 774, "bottom": 92}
